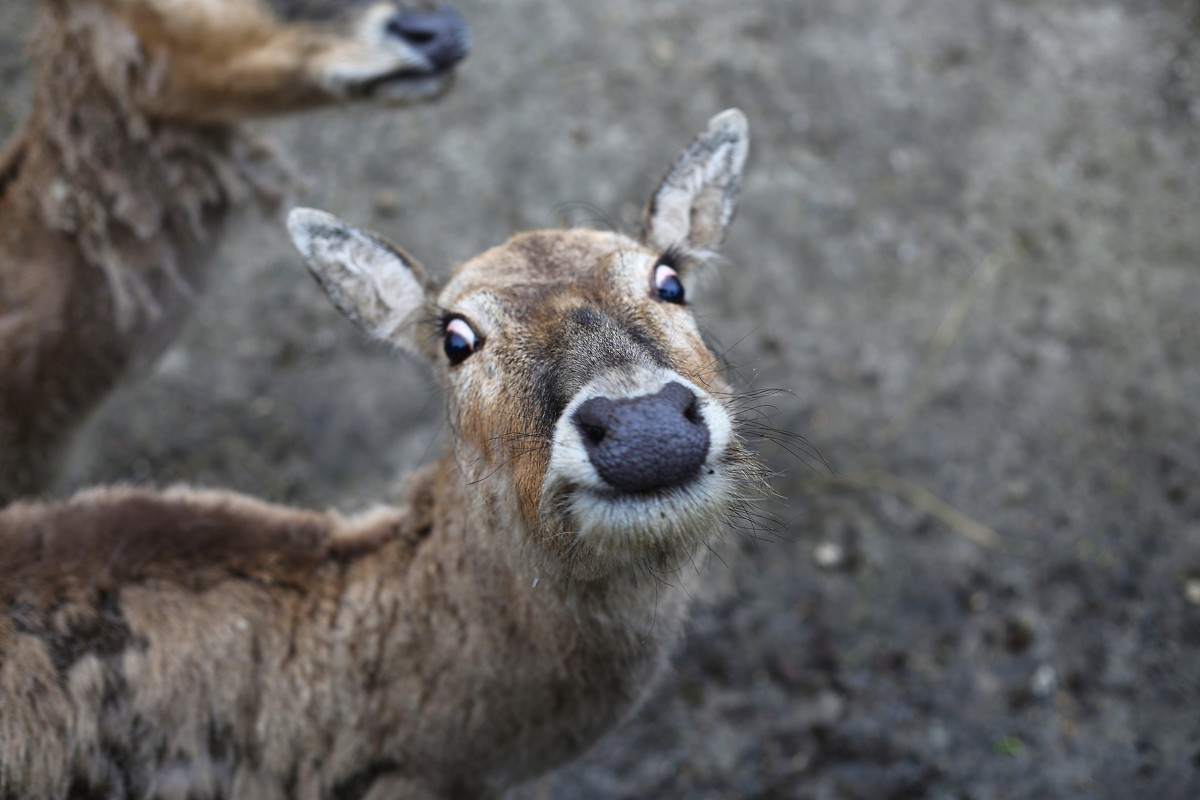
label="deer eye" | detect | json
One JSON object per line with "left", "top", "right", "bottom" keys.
{"left": 444, "top": 317, "right": 479, "bottom": 365}
{"left": 653, "top": 262, "right": 685, "bottom": 304}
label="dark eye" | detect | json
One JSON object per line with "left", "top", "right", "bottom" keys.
{"left": 444, "top": 317, "right": 479, "bottom": 365}
{"left": 653, "top": 263, "right": 685, "bottom": 304}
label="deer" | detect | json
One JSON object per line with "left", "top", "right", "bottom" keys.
{"left": 0, "top": 109, "right": 765, "bottom": 800}
{"left": 0, "top": 0, "right": 471, "bottom": 505}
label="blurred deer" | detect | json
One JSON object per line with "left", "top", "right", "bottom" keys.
{"left": 0, "top": 110, "right": 764, "bottom": 800}
{"left": 0, "top": 0, "right": 470, "bottom": 504}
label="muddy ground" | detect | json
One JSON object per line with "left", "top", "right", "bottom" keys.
{"left": 2, "top": 0, "right": 1199, "bottom": 797}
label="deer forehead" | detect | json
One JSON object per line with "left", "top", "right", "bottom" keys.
{"left": 438, "top": 230, "right": 663, "bottom": 324}
{"left": 435, "top": 230, "right": 718, "bottom": 431}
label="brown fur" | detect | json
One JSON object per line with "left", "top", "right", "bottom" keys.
{"left": 0, "top": 110, "right": 759, "bottom": 799}
{"left": 0, "top": 0, "right": 466, "bottom": 504}
{"left": 0, "top": 465, "right": 674, "bottom": 800}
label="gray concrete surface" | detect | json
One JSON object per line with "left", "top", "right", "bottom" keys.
{"left": 2, "top": 0, "right": 1199, "bottom": 797}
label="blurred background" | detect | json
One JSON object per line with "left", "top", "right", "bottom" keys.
{"left": 3, "top": 0, "right": 1199, "bottom": 797}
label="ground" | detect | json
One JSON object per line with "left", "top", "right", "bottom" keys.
{"left": 2, "top": 0, "right": 1199, "bottom": 797}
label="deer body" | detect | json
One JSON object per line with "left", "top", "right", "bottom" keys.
{"left": 0, "top": 0, "right": 469, "bottom": 504}
{"left": 0, "top": 476, "right": 677, "bottom": 799}
{"left": 0, "top": 111, "right": 759, "bottom": 799}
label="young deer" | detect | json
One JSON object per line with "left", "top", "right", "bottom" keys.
{"left": 0, "top": 0, "right": 470, "bottom": 504}
{"left": 0, "top": 110, "right": 762, "bottom": 800}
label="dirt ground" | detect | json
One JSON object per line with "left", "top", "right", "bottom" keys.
{"left": 3, "top": 0, "right": 1199, "bottom": 797}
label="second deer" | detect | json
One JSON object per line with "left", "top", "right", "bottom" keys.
{"left": 0, "top": 0, "right": 470, "bottom": 504}
{"left": 0, "top": 110, "right": 764, "bottom": 799}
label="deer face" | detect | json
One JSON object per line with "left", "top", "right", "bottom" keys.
{"left": 263, "top": 0, "right": 471, "bottom": 102}
{"left": 78, "top": 0, "right": 469, "bottom": 119}
{"left": 288, "top": 110, "right": 760, "bottom": 580}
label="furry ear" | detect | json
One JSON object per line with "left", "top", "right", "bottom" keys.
{"left": 287, "top": 208, "right": 433, "bottom": 354}
{"left": 641, "top": 108, "right": 749, "bottom": 252}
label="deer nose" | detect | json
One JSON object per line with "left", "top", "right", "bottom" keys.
{"left": 572, "top": 382, "right": 711, "bottom": 493}
{"left": 386, "top": 6, "right": 471, "bottom": 72}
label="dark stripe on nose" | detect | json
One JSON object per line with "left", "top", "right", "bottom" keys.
{"left": 529, "top": 307, "right": 672, "bottom": 434}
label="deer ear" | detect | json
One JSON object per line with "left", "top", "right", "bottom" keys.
{"left": 287, "top": 208, "right": 433, "bottom": 354}
{"left": 641, "top": 108, "right": 749, "bottom": 253}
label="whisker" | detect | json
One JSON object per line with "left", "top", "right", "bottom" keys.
{"left": 703, "top": 542, "right": 729, "bottom": 570}
{"left": 465, "top": 444, "right": 550, "bottom": 487}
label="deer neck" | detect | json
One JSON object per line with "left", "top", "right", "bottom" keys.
{"left": 428, "top": 448, "right": 700, "bottom": 630}
{"left": 12, "top": 9, "right": 289, "bottom": 336}
{"left": 422, "top": 452, "right": 699, "bottom": 688}
{"left": 332, "top": 457, "right": 699, "bottom": 788}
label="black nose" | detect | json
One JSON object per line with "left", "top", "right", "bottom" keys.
{"left": 386, "top": 6, "right": 471, "bottom": 72}
{"left": 572, "top": 382, "right": 711, "bottom": 493}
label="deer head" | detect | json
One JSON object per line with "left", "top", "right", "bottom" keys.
{"left": 287, "top": 110, "right": 761, "bottom": 582}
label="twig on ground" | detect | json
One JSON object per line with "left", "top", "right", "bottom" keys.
{"left": 882, "top": 247, "right": 1010, "bottom": 445}
{"left": 799, "top": 468, "right": 1001, "bottom": 548}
